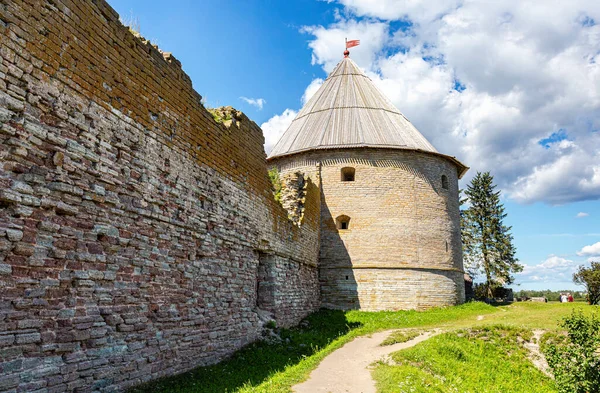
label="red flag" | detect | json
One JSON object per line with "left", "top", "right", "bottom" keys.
{"left": 346, "top": 39, "right": 360, "bottom": 49}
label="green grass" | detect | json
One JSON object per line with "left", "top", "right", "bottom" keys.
{"left": 207, "top": 107, "right": 233, "bottom": 125}
{"left": 438, "top": 301, "right": 596, "bottom": 331}
{"left": 130, "top": 302, "right": 493, "bottom": 393}
{"left": 380, "top": 330, "right": 422, "bottom": 346}
{"left": 129, "top": 302, "right": 597, "bottom": 393}
{"left": 374, "top": 325, "right": 556, "bottom": 393}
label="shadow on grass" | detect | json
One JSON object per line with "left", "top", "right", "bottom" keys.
{"left": 129, "top": 309, "right": 361, "bottom": 393}
{"left": 489, "top": 301, "right": 514, "bottom": 307}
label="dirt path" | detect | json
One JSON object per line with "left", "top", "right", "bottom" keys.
{"left": 292, "top": 330, "right": 439, "bottom": 393}
{"left": 524, "top": 330, "right": 553, "bottom": 378}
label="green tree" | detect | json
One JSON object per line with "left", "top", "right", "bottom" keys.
{"left": 459, "top": 189, "right": 476, "bottom": 277}
{"left": 461, "top": 172, "right": 522, "bottom": 298}
{"left": 573, "top": 262, "right": 600, "bottom": 305}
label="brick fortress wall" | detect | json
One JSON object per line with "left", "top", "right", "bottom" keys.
{"left": 271, "top": 148, "right": 466, "bottom": 311}
{"left": 0, "top": 1, "right": 320, "bottom": 391}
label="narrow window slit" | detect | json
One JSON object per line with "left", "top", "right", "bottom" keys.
{"left": 336, "top": 215, "right": 351, "bottom": 230}
{"left": 341, "top": 167, "right": 355, "bottom": 182}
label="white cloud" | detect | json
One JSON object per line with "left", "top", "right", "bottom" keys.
{"left": 301, "top": 18, "right": 389, "bottom": 73}
{"left": 239, "top": 96, "right": 266, "bottom": 110}
{"left": 299, "top": 0, "right": 600, "bottom": 204}
{"left": 337, "top": 0, "right": 462, "bottom": 24}
{"left": 517, "top": 255, "right": 579, "bottom": 283}
{"left": 576, "top": 212, "right": 590, "bottom": 218}
{"left": 302, "top": 78, "right": 324, "bottom": 105}
{"left": 260, "top": 109, "right": 297, "bottom": 154}
{"left": 577, "top": 242, "right": 600, "bottom": 257}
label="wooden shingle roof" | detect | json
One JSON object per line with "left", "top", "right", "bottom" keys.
{"left": 268, "top": 57, "right": 468, "bottom": 177}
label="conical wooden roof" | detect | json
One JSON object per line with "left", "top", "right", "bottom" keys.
{"left": 267, "top": 57, "right": 467, "bottom": 177}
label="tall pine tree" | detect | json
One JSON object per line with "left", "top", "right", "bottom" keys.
{"left": 461, "top": 172, "right": 522, "bottom": 298}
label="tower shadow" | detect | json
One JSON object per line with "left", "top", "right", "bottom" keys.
{"left": 318, "top": 198, "right": 360, "bottom": 310}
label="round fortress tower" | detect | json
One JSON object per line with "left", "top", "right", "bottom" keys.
{"left": 267, "top": 55, "right": 468, "bottom": 311}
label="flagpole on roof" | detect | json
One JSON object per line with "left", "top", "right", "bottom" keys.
{"left": 344, "top": 37, "right": 349, "bottom": 58}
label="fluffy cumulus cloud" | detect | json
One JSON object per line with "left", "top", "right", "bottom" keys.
{"left": 301, "top": 18, "right": 390, "bottom": 72}
{"left": 260, "top": 109, "right": 297, "bottom": 154}
{"left": 337, "top": 0, "right": 462, "bottom": 24}
{"left": 263, "top": 0, "right": 600, "bottom": 205}
{"left": 239, "top": 96, "right": 266, "bottom": 110}
{"left": 577, "top": 242, "right": 600, "bottom": 257}
{"left": 576, "top": 212, "right": 589, "bottom": 218}
{"left": 517, "top": 255, "right": 579, "bottom": 283}
{"left": 302, "top": 78, "right": 324, "bottom": 105}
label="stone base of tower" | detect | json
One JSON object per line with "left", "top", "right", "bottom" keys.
{"left": 319, "top": 267, "right": 466, "bottom": 311}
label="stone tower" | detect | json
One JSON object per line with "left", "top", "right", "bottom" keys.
{"left": 267, "top": 55, "right": 469, "bottom": 311}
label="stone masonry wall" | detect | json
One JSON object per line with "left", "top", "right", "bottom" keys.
{"left": 271, "top": 148, "right": 465, "bottom": 311}
{"left": 256, "top": 253, "right": 320, "bottom": 326}
{"left": 0, "top": 1, "right": 320, "bottom": 392}
{"left": 319, "top": 268, "right": 465, "bottom": 310}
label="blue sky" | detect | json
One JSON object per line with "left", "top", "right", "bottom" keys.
{"left": 107, "top": 0, "right": 600, "bottom": 291}
{"left": 109, "top": 0, "right": 332, "bottom": 124}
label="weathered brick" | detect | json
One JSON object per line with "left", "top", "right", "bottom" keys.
{"left": 15, "top": 333, "right": 41, "bottom": 344}
{"left": 6, "top": 229, "right": 23, "bottom": 242}
{"left": 13, "top": 243, "right": 34, "bottom": 256}
{"left": 17, "top": 319, "right": 43, "bottom": 329}
{"left": 55, "top": 202, "right": 78, "bottom": 216}
{"left": 0, "top": 1, "right": 320, "bottom": 391}
{"left": 0, "top": 375, "right": 20, "bottom": 391}
{"left": 0, "top": 264, "right": 12, "bottom": 275}
{"left": 0, "top": 335, "right": 16, "bottom": 347}
{"left": 11, "top": 181, "right": 34, "bottom": 195}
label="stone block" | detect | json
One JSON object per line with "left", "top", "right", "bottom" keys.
{"left": 17, "top": 319, "right": 43, "bottom": 329}
{"left": 11, "top": 181, "right": 34, "bottom": 194}
{"left": 0, "top": 375, "right": 20, "bottom": 391}
{"left": 13, "top": 243, "right": 34, "bottom": 256}
{"left": 15, "top": 333, "right": 41, "bottom": 344}
{"left": 0, "top": 335, "right": 16, "bottom": 346}
{"left": 6, "top": 229, "right": 23, "bottom": 242}
{"left": 55, "top": 202, "right": 78, "bottom": 216}
{"left": 38, "top": 221, "right": 60, "bottom": 232}
{"left": 0, "top": 264, "right": 12, "bottom": 275}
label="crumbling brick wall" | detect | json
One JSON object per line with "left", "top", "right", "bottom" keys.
{"left": 0, "top": 1, "right": 320, "bottom": 391}
{"left": 279, "top": 172, "right": 307, "bottom": 225}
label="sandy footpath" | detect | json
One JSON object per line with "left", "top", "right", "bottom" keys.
{"left": 292, "top": 330, "right": 439, "bottom": 393}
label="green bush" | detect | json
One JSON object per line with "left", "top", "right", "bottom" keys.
{"left": 268, "top": 168, "right": 282, "bottom": 203}
{"left": 543, "top": 311, "right": 600, "bottom": 393}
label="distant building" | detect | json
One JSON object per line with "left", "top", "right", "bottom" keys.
{"left": 268, "top": 54, "right": 469, "bottom": 310}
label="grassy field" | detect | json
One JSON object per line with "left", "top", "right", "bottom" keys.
{"left": 130, "top": 302, "right": 597, "bottom": 393}
{"left": 374, "top": 326, "right": 556, "bottom": 393}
